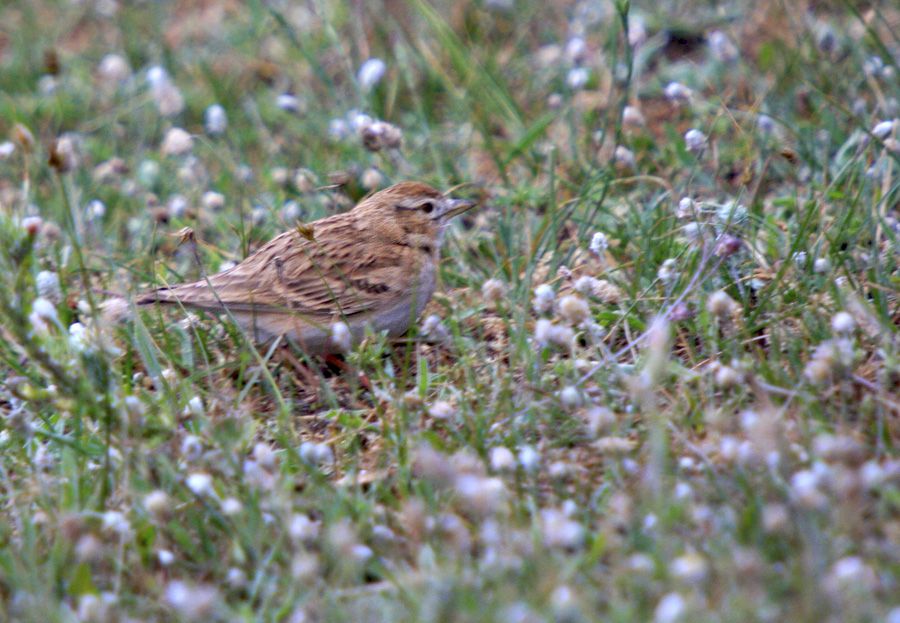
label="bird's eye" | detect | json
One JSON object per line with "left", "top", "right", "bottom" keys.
{"left": 421, "top": 201, "right": 434, "bottom": 214}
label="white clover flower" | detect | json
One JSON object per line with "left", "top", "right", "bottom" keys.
{"left": 589, "top": 231, "right": 609, "bottom": 255}
{"left": 706, "top": 290, "right": 737, "bottom": 318}
{"left": 708, "top": 30, "right": 739, "bottom": 63}
{"left": 330, "top": 321, "right": 352, "bottom": 353}
{"left": 29, "top": 297, "right": 58, "bottom": 334}
{"left": 0, "top": 141, "right": 15, "bottom": 159}
{"left": 328, "top": 118, "right": 350, "bottom": 140}
{"left": 671, "top": 552, "right": 708, "bottom": 584}
{"left": 657, "top": 258, "right": 678, "bottom": 284}
{"left": 97, "top": 54, "right": 131, "bottom": 85}
{"left": 220, "top": 497, "right": 243, "bottom": 515}
{"left": 357, "top": 58, "right": 387, "bottom": 91}
{"left": 161, "top": 128, "right": 192, "bottom": 156}
{"left": 204, "top": 104, "right": 227, "bottom": 135}
{"left": 831, "top": 311, "right": 855, "bottom": 334}
{"left": 360, "top": 120, "right": 403, "bottom": 151}
{"left": 164, "top": 581, "right": 220, "bottom": 621}
{"left": 143, "top": 490, "right": 170, "bottom": 516}
{"left": 157, "top": 549, "right": 175, "bottom": 566}
{"left": 186, "top": 472, "right": 214, "bottom": 496}
{"left": 664, "top": 82, "right": 692, "bottom": 103}
{"left": 684, "top": 128, "right": 707, "bottom": 153}
{"left": 518, "top": 445, "right": 540, "bottom": 472}
{"left": 533, "top": 284, "right": 555, "bottom": 314}
{"left": 186, "top": 396, "right": 204, "bottom": 417}
{"left": 622, "top": 105, "right": 644, "bottom": 127}
{"left": 146, "top": 65, "right": 170, "bottom": 88}
{"left": 454, "top": 474, "right": 507, "bottom": 517}
{"left": 557, "top": 294, "right": 590, "bottom": 325}
{"left": 101, "top": 511, "right": 131, "bottom": 535}
{"left": 276, "top": 93, "right": 301, "bottom": 112}
{"left": 558, "top": 385, "right": 582, "bottom": 408}
{"left": 540, "top": 508, "right": 584, "bottom": 549}
{"left": 152, "top": 82, "right": 185, "bottom": 117}
{"left": 534, "top": 318, "right": 553, "bottom": 347}
{"left": 35, "top": 271, "right": 62, "bottom": 304}
{"left": 813, "top": 257, "right": 831, "bottom": 274}
{"left": 714, "top": 364, "right": 740, "bottom": 388}
{"left": 288, "top": 514, "right": 320, "bottom": 542}
{"left": 298, "top": 441, "right": 334, "bottom": 468}
{"left": 481, "top": 278, "right": 506, "bottom": 304}
{"left": 654, "top": 592, "right": 687, "bottom": 623}
{"left": 566, "top": 67, "right": 590, "bottom": 90}
{"left": 613, "top": 145, "right": 635, "bottom": 169}
{"left": 872, "top": 119, "right": 895, "bottom": 139}
{"left": 428, "top": 400, "right": 456, "bottom": 420}
{"left": 757, "top": 114, "right": 775, "bottom": 134}
{"left": 489, "top": 446, "right": 516, "bottom": 472}
{"left": 564, "top": 37, "right": 587, "bottom": 63}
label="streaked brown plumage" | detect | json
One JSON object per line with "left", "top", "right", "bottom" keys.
{"left": 129, "top": 182, "right": 475, "bottom": 353}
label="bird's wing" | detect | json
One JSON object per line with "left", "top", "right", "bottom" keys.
{"left": 138, "top": 215, "right": 414, "bottom": 322}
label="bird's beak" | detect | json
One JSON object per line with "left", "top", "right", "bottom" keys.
{"left": 443, "top": 197, "right": 477, "bottom": 219}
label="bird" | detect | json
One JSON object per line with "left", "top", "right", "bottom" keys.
{"left": 112, "top": 182, "right": 476, "bottom": 354}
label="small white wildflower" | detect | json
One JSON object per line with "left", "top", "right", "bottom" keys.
{"left": 330, "top": 321, "right": 352, "bottom": 353}
{"left": 360, "top": 120, "right": 403, "bottom": 151}
{"left": 357, "top": 58, "right": 387, "bottom": 91}
{"left": 164, "top": 581, "right": 219, "bottom": 621}
{"left": 613, "top": 145, "right": 636, "bottom": 169}
{"left": 201, "top": 191, "right": 225, "bottom": 211}
{"left": 657, "top": 258, "right": 678, "bottom": 284}
{"left": 790, "top": 469, "right": 826, "bottom": 509}
{"left": 186, "top": 472, "right": 214, "bottom": 496}
{"left": 541, "top": 508, "right": 584, "bottom": 549}
{"left": 518, "top": 445, "right": 540, "bottom": 472}
{"left": 455, "top": 474, "right": 506, "bottom": 517}
{"left": 143, "top": 490, "right": 170, "bottom": 517}
{"left": 534, "top": 318, "right": 553, "bottom": 347}
{"left": 622, "top": 105, "right": 645, "bottom": 127}
{"left": 276, "top": 93, "right": 301, "bottom": 112}
{"left": 152, "top": 82, "right": 185, "bottom": 117}
{"left": 185, "top": 396, "right": 204, "bottom": 418}
{"left": 30, "top": 298, "right": 58, "bottom": 334}
{"left": 628, "top": 15, "right": 647, "bottom": 47}
{"left": 706, "top": 290, "right": 737, "bottom": 318}
{"left": 420, "top": 313, "right": 449, "bottom": 341}
{"left": 481, "top": 278, "right": 506, "bottom": 304}
{"left": 589, "top": 231, "right": 609, "bottom": 255}
{"left": 226, "top": 568, "right": 247, "bottom": 589}
{"left": 671, "top": 552, "right": 708, "bottom": 584}
{"left": 533, "top": 284, "right": 555, "bottom": 314}
{"left": 161, "top": 128, "right": 193, "bottom": 156}
{"left": 664, "top": 82, "right": 692, "bottom": 103}
{"left": 157, "top": 549, "right": 175, "bottom": 566}
{"left": 220, "top": 497, "right": 242, "bottom": 515}
{"left": 489, "top": 446, "right": 516, "bottom": 472}
{"left": 566, "top": 67, "right": 590, "bottom": 90}
{"left": 831, "top": 311, "right": 855, "bottom": 334}
{"left": 349, "top": 111, "right": 374, "bottom": 132}
{"left": 557, "top": 294, "right": 590, "bottom": 325}
{"left": 146, "top": 65, "right": 169, "bottom": 87}
{"left": 35, "top": 271, "right": 62, "bottom": 304}
{"left": 675, "top": 197, "right": 695, "bottom": 218}
{"left": 97, "top": 54, "right": 131, "bottom": 85}
{"left": 654, "top": 592, "right": 687, "bottom": 623}
{"left": 0, "top": 141, "right": 15, "bottom": 159}
{"left": 757, "top": 114, "right": 775, "bottom": 134}
{"left": 813, "top": 257, "right": 831, "bottom": 273}
{"left": 101, "top": 511, "right": 131, "bottom": 535}
{"left": 204, "top": 104, "right": 227, "bottom": 135}
{"left": 792, "top": 250, "right": 808, "bottom": 267}
{"left": 564, "top": 36, "right": 587, "bottom": 63}
{"left": 360, "top": 167, "right": 383, "bottom": 190}
{"left": 714, "top": 364, "right": 740, "bottom": 388}
{"left": 298, "top": 441, "right": 334, "bottom": 468}
{"left": 684, "top": 128, "right": 707, "bottom": 153}
{"left": 288, "top": 514, "right": 320, "bottom": 542}
{"left": 328, "top": 118, "right": 350, "bottom": 140}
{"left": 872, "top": 119, "right": 895, "bottom": 139}
{"left": 708, "top": 30, "right": 739, "bottom": 63}
{"left": 428, "top": 400, "right": 456, "bottom": 420}
{"left": 558, "top": 386, "right": 582, "bottom": 409}
{"left": 549, "top": 323, "right": 576, "bottom": 349}
{"left": 825, "top": 556, "right": 877, "bottom": 595}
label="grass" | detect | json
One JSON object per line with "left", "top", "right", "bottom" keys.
{"left": 0, "top": 0, "right": 898, "bottom": 621}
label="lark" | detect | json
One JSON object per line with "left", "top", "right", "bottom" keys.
{"left": 119, "top": 182, "right": 476, "bottom": 353}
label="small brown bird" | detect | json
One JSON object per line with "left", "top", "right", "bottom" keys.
{"left": 122, "top": 182, "right": 475, "bottom": 354}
